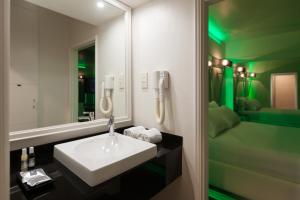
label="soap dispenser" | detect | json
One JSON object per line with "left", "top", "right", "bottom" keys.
{"left": 21, "top": 148, "right": 28, "bottom": 172}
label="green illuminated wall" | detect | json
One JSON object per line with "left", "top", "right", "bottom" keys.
{"left": 226, "top": 29, "right": 300, "bottom": 108}
{"left": 209, "top": 37, "right": 234, "bottom": 110}
{"left": 243, "top": 61, "right": 300, "bottom": 108}
{"left": 209, "top": 17, "right": 227, "bottom": 44}
{"left": 209, "top": 38, "right": 225, "bottom": 103}
{"left": 208, "top": 13, "right": 234, "bottom": 109}
{"left": 220, "top": 68, "right": 234, "bottom": 109}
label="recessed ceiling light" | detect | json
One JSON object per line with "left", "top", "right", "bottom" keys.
{"left": 97, "top": 1, "right": 105, "bottom": 8}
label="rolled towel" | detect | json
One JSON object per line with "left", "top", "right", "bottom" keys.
{"left": 141, "top": 128, "right": 162, "bottom": 144}
{"left": 124, "top": 126, "right": 146, "bottom": 138}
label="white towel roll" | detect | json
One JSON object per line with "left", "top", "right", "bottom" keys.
{"left": 141, "top": 128, "right": 162, "bottom": 144}
{"left": 124, "top": 126, "right": 146, "bottom": 138}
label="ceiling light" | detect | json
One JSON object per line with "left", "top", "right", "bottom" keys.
{"left": 221, "top": 59, "right": 232, "bottom": 67}
{"left": 97, "top": 1, "right": 105, "bottom": 8}
{"left": 208, "top": 60, "right": 213, "bottom": 67}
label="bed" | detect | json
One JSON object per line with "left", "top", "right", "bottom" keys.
{"left": 209, "top": 121, "right": 300, "bottom": 200}
{"left": 238, "top": 108, "right": 300, "bottom": 128}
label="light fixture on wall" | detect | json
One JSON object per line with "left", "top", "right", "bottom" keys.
{"left": 97, "top": 1, "right": 105, "bottom": 8}
{"left": 208, "top": 60, "right": 213, "bottom": 67}
{"left": 248, "top": 72, "right": 256, "bottom": 78}
{"left": 237, "top": 66, "right": 245, "bottom": 73}
{"left": 221, "top": 59, "right": 233, "bottom": 67}
{"left": 233, "top": 65, "right": 248, "bottom": 79}
{"left": 207, "top": 57, "right": 233, "bottom": 69}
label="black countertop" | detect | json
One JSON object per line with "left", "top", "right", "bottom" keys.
{"left": 10, "top": 128, "right": 182, "bottom": 200}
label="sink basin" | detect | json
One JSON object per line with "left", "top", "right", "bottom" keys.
{"left": 54, "top": 133, "right": 157, "bottom": 187}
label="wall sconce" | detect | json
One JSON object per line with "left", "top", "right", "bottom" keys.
{"left": 208, "top": 57, "right": 233, "bottom": 69}
{"left": 221, "top": 59, "right": 233, "bottom": 67}
{"left": 237, "top": 66, "right": 246, "bottom": 73}
{"left": 79, "top": 72, "right": 85, "bottom": 80}
{"left": 248, "top": 72, "right": 256, "bottom": 78}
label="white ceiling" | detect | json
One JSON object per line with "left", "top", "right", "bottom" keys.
{"left": 119, "top": 0, "right": 152, "bottom": 8}
{"left": 25, "top": 0, "right": 125, "bottom": 26}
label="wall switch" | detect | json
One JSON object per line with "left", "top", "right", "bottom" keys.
{"left": 141, "top": 73, "right": 148, "bottom": 89}
{"left": 118, "top": 73, "right": 125, "bottom": 89}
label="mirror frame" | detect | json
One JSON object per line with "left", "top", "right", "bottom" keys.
{"left": 9, "top": 0, "right": 132, "bottom": 150}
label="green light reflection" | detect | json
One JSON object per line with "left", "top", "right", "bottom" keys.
{"left": 209, "top": 18, "right": 227, "bottom": 44}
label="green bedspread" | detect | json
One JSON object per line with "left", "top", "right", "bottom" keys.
{"left": 238, "top": 108, "right": 300, "bottom": 128}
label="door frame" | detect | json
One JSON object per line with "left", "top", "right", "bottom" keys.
{"left": 0, "top": 0, "right": 10, "bottom": 199}
{"left": 270, "top": 72, "right": 298, "bottom": 109}
{"left": 70, "top": 37, "right": 97, "bottom": 123}
{"left": 195, "top": 0, "right": 209, "bottom": 200}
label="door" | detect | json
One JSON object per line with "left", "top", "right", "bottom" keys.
{"left": 10, "top": 3, "right": 39, "bottom": 131}
{"left": 271, "top": 73, "right": 298, "bottom": 110}
{"left": 9, "top": 84, "right": 38, "bottom": 132}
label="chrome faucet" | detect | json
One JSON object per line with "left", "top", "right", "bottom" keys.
{"left": 83, "top": 112, "right": 95, "bottom": 121}
{"left": 107, "top": 115, "right": 115, "bottom": 136}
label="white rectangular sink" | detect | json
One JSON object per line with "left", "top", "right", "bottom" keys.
{"left": 54, "top": 133, "right": 157, "bottom": 187}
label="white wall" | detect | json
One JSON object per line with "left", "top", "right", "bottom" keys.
{"left": 10, "top": 1, "right": 71, "bottom": 130}
{"left": 132, "top": 0, "right": 196, "bottom": 199}
{"left": 96, "top": 16, "right": 126, "bottom": 118}
{"left": 38, "top": 8, "right": 71, "bottom": 127}
{"left": 70, "top": 15, "right": 127, "bottom": 119}
{"left": 10, "top": 0, "right": 39, "bottom": 131}
{"left": 0, "top": 0, "right": 9, "bottom": 198}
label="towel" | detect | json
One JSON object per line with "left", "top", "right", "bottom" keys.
{"left": 141, "top": 128, "right": 162, "bottom": 144}
{"left": 124, "top": 126, "right": 146, "bottom": 138}
{"left": 124, "top": 127, "right": 163, "bottom": 144}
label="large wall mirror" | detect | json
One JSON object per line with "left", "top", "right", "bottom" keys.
{"left": 9, "top": 0, "right": 131, "bottom": 147}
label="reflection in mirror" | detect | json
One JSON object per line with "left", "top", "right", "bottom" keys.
{"left": 10, "top": 0, "right": 127, "bottom": 132}
{"left": 77, "top": 45, "right": 96, "bottom": 122}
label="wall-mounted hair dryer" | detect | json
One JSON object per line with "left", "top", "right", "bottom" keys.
{"left": 100, "top": 75, "right": 114, "bottom": 115}
{"left": 153, "top": 71, "right": 169, "bottom": 124}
